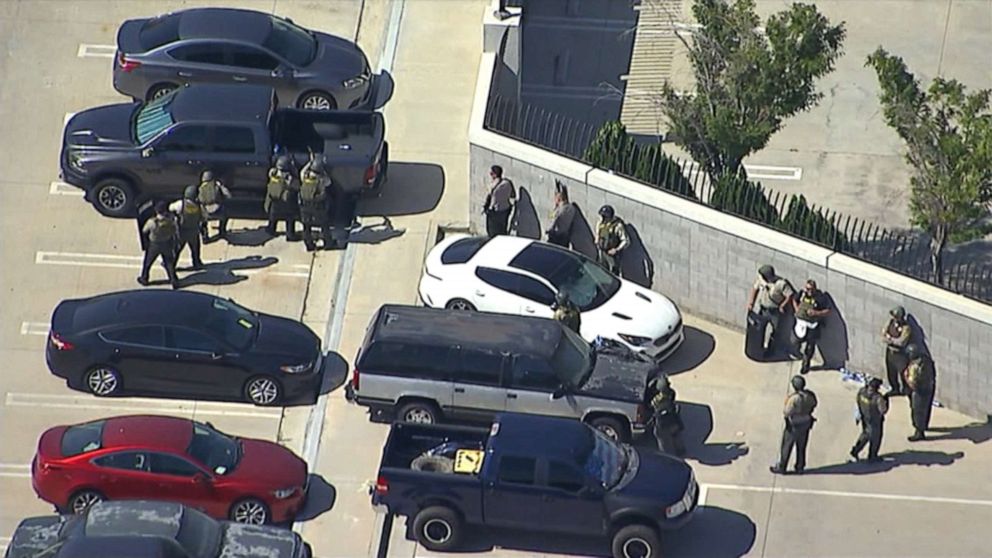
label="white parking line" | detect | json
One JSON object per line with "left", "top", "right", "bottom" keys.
{"left": 0, "top": 464, "right": 31, "bottom": 478}
{"left": 744, "top": 164, "right": 803, "bottom": 181}
{"left": 20, "top": 322, "right": 49, "bottom": 336}
{"left": 35, "top": 251, "right": 311, "bottom": 278}
{"left": 77, "top": 44, "right": 116, "bottom": 58}
{"left": 64, "top": 112, "right": 75, "bottom": 126}
{"left": 50, "top": 181, "right": 83, "bottom": 196}
{"left": 4, "top": 393, "right": 282, "bottom": 420}
{"left": 704, "top": 482, "right": 992, "bottom": 507}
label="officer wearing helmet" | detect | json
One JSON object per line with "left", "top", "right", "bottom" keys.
{"left": 265, "top": 155, "right": 300, "bottom": 241}
{"left": 903, "top": 343, "right": 935, "bottom": 441}
{"left": 168, "top": 186, "right": 206, "bottom": 270}
{"left": 648, "top": 372, "right": 685, "bottom": 456}
{"left": 138, "top": 201, "right": 180, "bottom": 289}
{"left": 298, "top": 155, "right": 333, "bottom": 251}
{"left": 550, "top": 291, "right": 581, "bottom": 334}
{"left": 596, "top": 205, "right": 629, "bottom": 275}
{"left": 196, "top": 170, "right": 231, "bottom": 242}
{"left": 770, "top": 375, "right": 817, "bottom": 475}
{"left": 851, "top": 376, "right": 889, "bottom": 463}
{"left": 881, "top": 306, "right": 912, "bottom": 395}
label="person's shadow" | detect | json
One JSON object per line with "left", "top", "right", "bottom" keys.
{"left": 348, "top": 216, "right": 405, "bottom": 245}
{"left": 178, "top": 255, "right": 278, "bottom": 287}
{"left": 634, "top": 401, "right": 749, "bottom": 466}
{"left": 293, "top": 474, "right": 336, "bottom": 522}
{"left": 570, "top": 205, "right": 599, "bottom": 260}
{"left": 927, "top": 420, "right": 992, "bottom": 444}
{"left": 223, "top": 225, "right": 274, "bottom": 247}
{"left": 510, "top": 187, "right": 542, "bottom": 239}
{"left": 802, "top": 449, "right": 964, "bottom": 475}
{"left": 619, "top": 223, "right": 654, "bottom": 287}
{"left": 812, "top": 292, "right": 849, "bottom": 370}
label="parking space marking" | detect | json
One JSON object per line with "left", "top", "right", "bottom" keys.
{"left": 50, "top": 181, "right": 83, "bottom": 196}
{"left": 0, "top": 464, "right": 30, "bottom": 478}
{"left": 680, "top": 161, "right": 803, "bottom": 181}
{"left": 76, "top": 44, "right": 116, "bottom": 58}
{"left": 704, "top": 482, "right": 992, "bottom": 507}
{"left": 5, "top": 393, "right": 283, "bottom": 420}
{"left": 19, "top": 322, "right": 49, "bottom": 336}
{"left": 35, "top": 251, "right": 311, "bottom": 278}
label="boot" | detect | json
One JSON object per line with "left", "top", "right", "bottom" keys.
{"left": 136, "top": 276, "right": 150, "bottom": 286}
{"left": 907, "top": 431, "right": 926, "bottom": 442}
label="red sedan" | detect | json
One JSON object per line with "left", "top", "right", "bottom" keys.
{"left": 31, "top": 415, "right": 308, "bottom": 524}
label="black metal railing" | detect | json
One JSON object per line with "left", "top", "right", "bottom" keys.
{"left": 483, "top": 84, "right": 992, "bottom": 304}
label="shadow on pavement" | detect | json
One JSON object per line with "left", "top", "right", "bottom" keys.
{"left": 224, "top": 225, "right": 275, "bottom": 247}
{"left": 664, "top": 327, "right": 716, "bottom": 376}
{"left": 372, "top": 69, "right": 394, "bottom": 110}
{"left": 349, "top": 216, "right": 406, "bottom": 245}
{"left": 359, "top": 162, "right": 444, "bottom": 217}
{"left": 295, "top": 473, "right": 336, "bottom": 521}
{"left": 413, "top": 523, "right": 612, "bottom": 556}
{"left": 178, "top": 255, "right": 279, "bottom": 287}
{"left": 802, "top": 449, "right": 965, "bottom": 475}
{"left": 663, "top": 506, "right": 757, "bottom": 557}
{"left": 320, "top": 351, "right": 349, "bottom": 396}
{"left": 632, "top": 402, "right": 748, "bottom": 466}
{"left": 927, "top": 420, "right": 992, "bottom": 444}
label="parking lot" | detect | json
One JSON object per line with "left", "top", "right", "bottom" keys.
{"left": 2, "top": 1, "right": 991, "bottom": 557}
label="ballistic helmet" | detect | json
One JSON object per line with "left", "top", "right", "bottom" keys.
{"left": 183, "top": 185, "right": 199, "bottom": 200}
{"left": 791, "top": 375, "right": 806, "bottom": 391}
{"left": 758, "top": 265, "right": 776, "bottom": 281}
{"left": 890, "top": 306, "right": 906, "bottom": 320}
{"left": 275, "top": 155, "right": 292, "bottom": 171}
{"left": 555, "top": 291, "right": 571, "bottom": 307}
{"left": 200, "top": 170, "right": 214, "bottom": 182}
{"left": 868, "top": 377, "right": 883, "bottom": 389}
{"left": 599, "top": 205, "right": 615, "bottom": 219}
{"left": 310, "top": 158, "right": 326, "bottom": 174}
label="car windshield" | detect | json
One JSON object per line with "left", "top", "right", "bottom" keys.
{"left": 582, "top": 427, "right": 627, "bottom": 489}
{"left": 203, "top": 298, "right": 258, "bottom": 351}
{"left": 134, "top": 90, "right": 177, "bottom": 144}
{"left": 187, "top": 422, "right": 241, "bottom": 475}
{"left": 551, "top": 327, "right": 593, "bottom": 387}
{"left": 509, "top": 245, "right": 620, "bottom": 311}
{"left": 262, "top": 16, "right": 317, "bottom": 66}
{"left": 61, "top": 420, "right": 106, "bottom": 456}
{"left": 176, "top": 507, "right": 223, "bottom": 558}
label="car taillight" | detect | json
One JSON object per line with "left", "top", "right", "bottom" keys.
{"left": 117, "top": 52, "right": 141, "bottom": 73}
{"left": 363, "top": 164, "right": 376, "bottom": 185}
{"left": 351, "top": 368, "right": 360, "bottom": 391}
{"left": 374, "top": 475, "right": 388, "bottom": 495}
{"left": 41, "top": 462, "right": 63, "bottom": 473}
{"left": 49, "top": 332, "right": 74, "bottom": 351}
{"left": 635, "top": 403, "right": 648, "bottom": 425}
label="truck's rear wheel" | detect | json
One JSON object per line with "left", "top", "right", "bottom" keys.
{"left": 413, "top": 506, "right": 462, "bottom": 552}
{"left": 397, "top": 401, "right": 439, "bottom": 424}
{"left": 589, "top": 416, "right": 630, "bottom": 443}
{"left": 612, "top": 524, "right": 661, "bottom": 558}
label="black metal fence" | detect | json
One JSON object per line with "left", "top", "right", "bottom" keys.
{"left": 483, "top": 92, "right": 992, "bottom": 305}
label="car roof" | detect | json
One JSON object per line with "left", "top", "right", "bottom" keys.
{"left": 371, "top": 305, "right": 562, "bottom": 359}
{"left": 492, "top": 413, "right": 593, "bottom": 459}
{"left": 170, "top": 84, "right": 274, "bottom": 124}
{"left": 471, "top": 235, "right": 534, "bottom": 267}
{"left": 59, "top": 535, "right": 187, "bottom": 558}
{"left": 101, "top": 416, "right": 192, "bottom": 453}
{"left": 178, "top": 8, "right": 273, "bottom": 45}
{"left": 84, "top": 501, "right": 184, "bottom": 540}
{"left": 65, "top": 289, "right": 230, "bottom": 331}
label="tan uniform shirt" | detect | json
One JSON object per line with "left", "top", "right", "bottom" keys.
{"left": 753, "top": 276, "right": 794, "bottom": 310}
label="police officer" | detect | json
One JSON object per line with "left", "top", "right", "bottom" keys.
{"left": 770, "top": 375, "right": 817, "bottom": 475}
{"left": 551, "top": 291, "right": 581, "bottom": 334}
{"left": 138, "top": 201, "right": 180, "bottom": 289}
{"left": 851, "top": 377, "right": 888, "bottom": 463}
{"left": 197, "top": 170, "right": 232, "bottom": 242}
{"left": 298, "top": 156, "right": 332, "bottom": 251}
{"left": 792, "top": 279, "right": 830, "bottom": 374}
{"left": 596, "top": 205, "right": 629, "bottom": 275}
{"left": 265, "top": 156, "right": 300, "bottom": 241}
{"left": 745, "top": 265, "right": 795, "bottom": 358}
{"left": 546, "top": 184, "right": 576, "bottom": 248}
{"left": 903, "top": 344, "right": 936, "bottom": 442}
{"left": 483, "top": 165, "right": 516, "bottom": 237}
{"left": 648, "top": 373, "right": 685, "bottom": 456}
{"left": 168, "top": 186, "right": 205, "bottom": 270}
{"left": 881, "top": 306, "right": 911, "bottom": 395}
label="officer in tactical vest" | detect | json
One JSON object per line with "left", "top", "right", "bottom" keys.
{"left": 264, "top": 156, "right": 300, "bottom": 241}
{"left": 298, "top": 156, "right": 332, "bottom": 251}
{"left": 168, "top": 186, "right": 205, "bottom": 270}
{"left": 138, "top": 201, "right": 180, "bottom": 288}
{"left": 791, "top": 280, "right": 831, "bottom": 374}
{"left": 770, "top": 375, "right": 817, "bottom": 475}
{"left": 596, "top": 205, "right": 629, "bottom": 275}
{"left": 551, "top": 291, "right": 581, "bottom": 334}
{"left": 850, "top": 377, "right": 888, "bottom": 463}
{"left": 881, "top": 306, "right": 912, "bottom": 395}
{"left": 197, "top": 170, "right": 232, "bottom": 242}
{"left": 648, "top": 373, "right": 685, "bottom": 456}
{"left": 903, "top": 344, "right": 935, "bottom": 442}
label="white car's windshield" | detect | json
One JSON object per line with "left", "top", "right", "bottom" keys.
{"left": 509, "top": 244, "right": 620, "bottom": 311}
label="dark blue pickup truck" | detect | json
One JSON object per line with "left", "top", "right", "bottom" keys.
{"left": 371, "top": 413, "right": 698, "bottom": 558}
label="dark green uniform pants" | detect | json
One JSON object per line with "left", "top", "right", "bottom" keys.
{"left": 653, "top": 413, "right": 685, "bottom": 456}
{"left": 885, "top": 349, "right": 908, "bottom": 393}
{"left": 267, "top": 202, "right": 299, "bottom": 240}
{"left": 176, "top": 231, "right": 203, "bottom": 269}
{"left": 910, "top": 388, "right": 934, "bottom": 435}
{"left": 852, "top": 419, "right": 884, "bottom": 460}
{"left": 140, "top": 241, "right": 178, "bottom": 286}
{"left": 778, "top": 420, "right": 812, "bottom": 472}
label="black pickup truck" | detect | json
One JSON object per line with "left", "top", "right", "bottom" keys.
{"left": 372, "top": 413, "right": 698, "bottom": 558}
{"left": 60, "top": 83, "right": 388, "bottom": 217}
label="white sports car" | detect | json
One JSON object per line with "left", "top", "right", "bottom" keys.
{"left": 418, "top": 235, "right": 684, "bottom": 361}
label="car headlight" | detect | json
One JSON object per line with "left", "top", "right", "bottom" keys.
{"left": 342, "top": 75, "right": 367, "bottom": 89}
{"left": 273, "top": 487, "right": 297, "bottom": 499}
{"left": 618, "top": 333, "right": 652, "bottom": 346}
{"left": 665, "top": 499, "right": 687, "bottom": 519}
{"left": 280, "top": 362, "right": 311, "bottom": 374}
{"left": 68, "top": 151, "right": 86, "bottom": 172}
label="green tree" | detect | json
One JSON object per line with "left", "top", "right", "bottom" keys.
{"left": 866, "top": 48, "right": 992, "bottom": 284}
{"left": 661, "top": 0, "right": 845, "bottom": 180}
{"left": 584, "top": 121, "right": 697, "bottom": 199}
{"left": 709, "top": 174, "right": 779, "bottom": 225}
{"left": 781, "top": 194, "right": 847, "bottom": 249}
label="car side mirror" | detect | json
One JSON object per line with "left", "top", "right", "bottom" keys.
{"left": 205, "top": 421, "right": 215, "bottom": 429}
{"left": 141, "top": 147, "right": 154, "bottom": 158}
{"left": 550, "top": 386, "right": 567, "bottom": 400}
{"left": 192, "top": 472, "right": 210, "bottom": 485}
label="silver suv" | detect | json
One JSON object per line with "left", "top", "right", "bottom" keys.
{"left": 344, "top": 305, "right": 657, "bottom": 442}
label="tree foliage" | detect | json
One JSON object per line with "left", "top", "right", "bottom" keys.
{"left": 708, "top": 174, "right": 779, "bottom": 225}
{"left": 781, "top": 194, "right": 847, "bottom": 249}
{"left": 584, "top": 121, "right": 697, "bottom": 199}
{"left": 866, "top": 48, "right": 992, "bottom": 284}
{"left": 661, "top": 0, "right": 845, "bottom": 180}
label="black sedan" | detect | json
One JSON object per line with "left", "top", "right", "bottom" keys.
{"left": 3, "top": 500, "right": 312, "bottom": 558}
{"left": 113, "top": 7, "right": 374, "bottom": 110}
{"left": 46, "top": 290, "right": 325, "bottom": 406}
